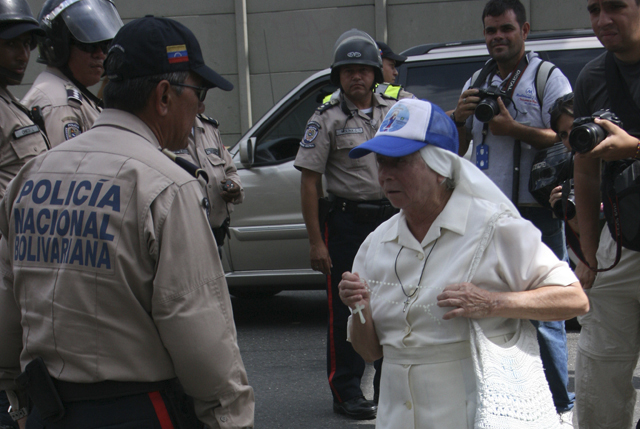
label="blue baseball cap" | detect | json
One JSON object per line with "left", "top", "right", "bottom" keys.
{"left": 349, "top": 99, "right": 459, "bottom": 158}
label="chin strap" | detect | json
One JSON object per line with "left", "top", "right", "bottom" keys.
{"left": 59, "top": 65, "right": 104, "bottom": 108}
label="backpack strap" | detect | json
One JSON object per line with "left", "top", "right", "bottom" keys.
{"left": 470, "top": 58, "right": 498, "bottom": 89}
{"left": 534, "top": 60, "right": 556, "bottom": 107}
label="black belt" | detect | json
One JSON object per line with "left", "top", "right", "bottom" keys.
{"left": 332, "top": 196, "right": 397, "bottom": 221}
{"left": 53, "top": 378, "right": 176, "bottom": 402}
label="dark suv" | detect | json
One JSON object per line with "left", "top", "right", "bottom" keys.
{"left": 223, "top": 30, "right": 604, "bottom": 297}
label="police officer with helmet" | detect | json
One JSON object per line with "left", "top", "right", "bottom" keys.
{"left": 322, "top": 39, "right": 413, "bottom": 105}
{"left": 0, "top": 4, "right": 50, "bottom": 426}
{"left": 0, "top": 15, "right": 254, "bottom": 429}
{"left": 294, "top": 28, "right": 397, "bottom": 420}
{"left": 21, "top": 0, "right": 122, "bottom": 147}
{"left": 0, "top": 0, "right": 48, "bottom": 199}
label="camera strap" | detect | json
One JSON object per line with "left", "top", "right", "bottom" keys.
{"left": 561, "top": 154, "right": 622, "bottom": 272}
{"left": 472, "top": 54, "right": 531, "bottom": 204}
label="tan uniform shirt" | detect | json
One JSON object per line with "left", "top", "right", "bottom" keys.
{"left": 0, "top": 109, "right": 254, "bottom": 429}
{"left": 21, "top": 67, "right": 101, "bottom": 148}
{"left": 294, "top": 92, "right": 395, "bottom": 201}
{"left": 174, "top": 115, "right": 244, "bottom": 229}
{"left": 0, "top": 87, "right": 48, "bottom": 198}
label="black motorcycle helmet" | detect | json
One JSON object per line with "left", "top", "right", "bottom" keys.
{"left": 330, "top": 29, "right": 384, "bottom": 88}
{"left": 37, "top": 0, "right": 122, "bottom": 67}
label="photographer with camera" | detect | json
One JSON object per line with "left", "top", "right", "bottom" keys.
{"left": 548, "top": 93, "right": 579, "bottom": 234}
{"left": 571, "top": 1, "right": 640, "bottom": 428}
{"left": 449, "top": 0, "right": 575, "bottom": 425}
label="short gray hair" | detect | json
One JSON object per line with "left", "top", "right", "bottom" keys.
{"left": 103, "top": 71, "right": 189, "bottom": 114}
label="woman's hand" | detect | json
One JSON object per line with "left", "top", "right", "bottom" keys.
{"left": 436, "top": 282, "right": 497, "bottom": 320}
{"left": 339, "top": 271, "right": 370, "bottom": 309}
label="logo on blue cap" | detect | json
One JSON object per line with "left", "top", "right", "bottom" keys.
{"left": 379, "top": 104, "right": 409, "bottom": 133}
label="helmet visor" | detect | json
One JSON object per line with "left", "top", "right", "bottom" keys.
{"left": 59, "top": 0, "right": 122, "bottom": 43}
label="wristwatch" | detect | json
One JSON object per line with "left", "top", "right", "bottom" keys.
{"left": 450, "top": 111, "right": 466, "bottom": 128}
{"left": 8, "top": 405, "right": 28, "bottom": 421}
{"left": 5, "top": 390, "right": 28, "bottom": 421}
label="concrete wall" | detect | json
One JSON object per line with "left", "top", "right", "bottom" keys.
{"left": 19, "top": 0, "right": 593, "bottom": 145}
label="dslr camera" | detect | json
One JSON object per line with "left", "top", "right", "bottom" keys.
{"left": 529, "top": 142, "right": 575, "bottom": 219}
{"left": 474, "top": 85, "right": 510, "bottom": 123}
{"left": 569, "top": 109, "right": 623, "bottom": 154}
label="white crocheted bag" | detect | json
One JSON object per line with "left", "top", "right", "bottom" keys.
{"left": 465, "top": 211, "right": 562, "bottom": 429}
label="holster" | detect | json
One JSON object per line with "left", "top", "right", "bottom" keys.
{"left": 163, "top": 379, "right": 204, "bottom": 429}
{"left": 212, "top": 218, "right": 231, "bottom": 246}
{"left": 15, "top": 358, "right": 65, "bottom": 422}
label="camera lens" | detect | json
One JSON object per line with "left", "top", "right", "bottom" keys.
{"left": 475, "top": 98, "right": 499, "bottom": 123}
{"left": 552, "top": 191, "right": 576, "bottom": 220}
{"left": 569, "top": 123, "right": 607, "bottom": 154}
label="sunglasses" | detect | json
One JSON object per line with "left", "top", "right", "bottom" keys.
{"left": 149, "top": 80, "right": 209, "bottom": 102}
{"left": 169, "top": 82, "right": 209, "bottom": 102}
{"left": 72, "top": 40, "right": 110, "bottom": 55}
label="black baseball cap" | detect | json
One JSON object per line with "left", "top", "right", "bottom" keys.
{"left": 104, "top": 15, "right": 233, "bottom": 91}
{"left": 376, "top": 41, "right": 407, "bottom": 66}
{"left": 0, "top": 22, "right": 44, "bottom": 40}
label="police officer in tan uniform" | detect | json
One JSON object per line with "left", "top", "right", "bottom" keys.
{"left": 0, "top": 16, "right": 253, "bottom": 429}
{"left": 0, "top": 0, "right": 48, "bottom": 201}
{"left": 171, "top": 114, "right": 244, "bottom": 244}
{"left": 294, "top": 29, "right": 396, "bottom": 421}
{"left": 21, "top": 0, "right": 123, "bottom": 147}
{"left": 0, "top": 3, "right": 49, "bottom": 426}
{"left": 375, "top": 41, "right": 415, "bottom": 100}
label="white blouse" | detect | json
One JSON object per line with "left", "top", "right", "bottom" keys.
{"left": 351, "top": 190, "right": 578, "bottom": 349}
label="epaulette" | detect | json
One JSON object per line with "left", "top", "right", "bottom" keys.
{"left": 316, "top": 98, "right": 339, "bottom": 114}
{"left": 66, "top": 85, "right": 82, "bottom": 104}
{"left": 198, "top": 113, "right": 219, "bottom": 127}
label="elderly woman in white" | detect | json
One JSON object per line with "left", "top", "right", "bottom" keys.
{"left": 339, "top": 99, "right": 588, "bottom": 429}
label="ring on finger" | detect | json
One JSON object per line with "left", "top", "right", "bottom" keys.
{"left": 463, "top": 97, "right": 467, "bottom": 104}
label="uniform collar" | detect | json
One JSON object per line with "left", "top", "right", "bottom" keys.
{"left": 381, "top": 189, "right": 470, "bottom": 250}
{"left": 341, "top": 91, "right": 391, "bottom": 112}
{"left": 45, "top": 66, "right": 72, "bottom": 84}
{"left": 92, "top": 109, "right": 162, "bottom": 149}
{"left": 193, "top": 115, "right": 205, "bottom": 131}
{"left": 0, "top": 86, "right": 15, "bottom": 104}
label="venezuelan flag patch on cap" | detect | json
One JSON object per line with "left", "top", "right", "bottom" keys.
{"left": 167, "top": 45, "right": 189, "bottom": 64}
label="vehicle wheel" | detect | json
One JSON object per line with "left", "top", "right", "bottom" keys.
{"left": 229, "top": 287, "right": 282, "bottom": 299}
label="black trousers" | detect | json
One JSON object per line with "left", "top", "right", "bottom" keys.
{"left": 325, "top": 208, "right": 388, "bottom": 403}
{"left": 25, "top": 391, "right": 197, "bottom": 429}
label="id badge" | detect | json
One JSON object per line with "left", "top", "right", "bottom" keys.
{"left": 476, "top": 144, "right": 489, "bottom": 170}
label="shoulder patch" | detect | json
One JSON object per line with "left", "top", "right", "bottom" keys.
{"left": 301, "top": 121, "right": 321, "bottom": 148}
{"left": 198, "top": 113, "right": 219, "bottom": 127}
{"left": 317, "top": 99, "right": 339, "bottom": 114}
{"left": 63, "top": 122, "right": 81, "bottom": 140}
{"left": 66, "top": 85, "right": 82, "bottom": 104}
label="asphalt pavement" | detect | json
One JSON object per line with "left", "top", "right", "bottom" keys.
{"left": 231, "top": 290, "right": 640, "bottom": 428}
